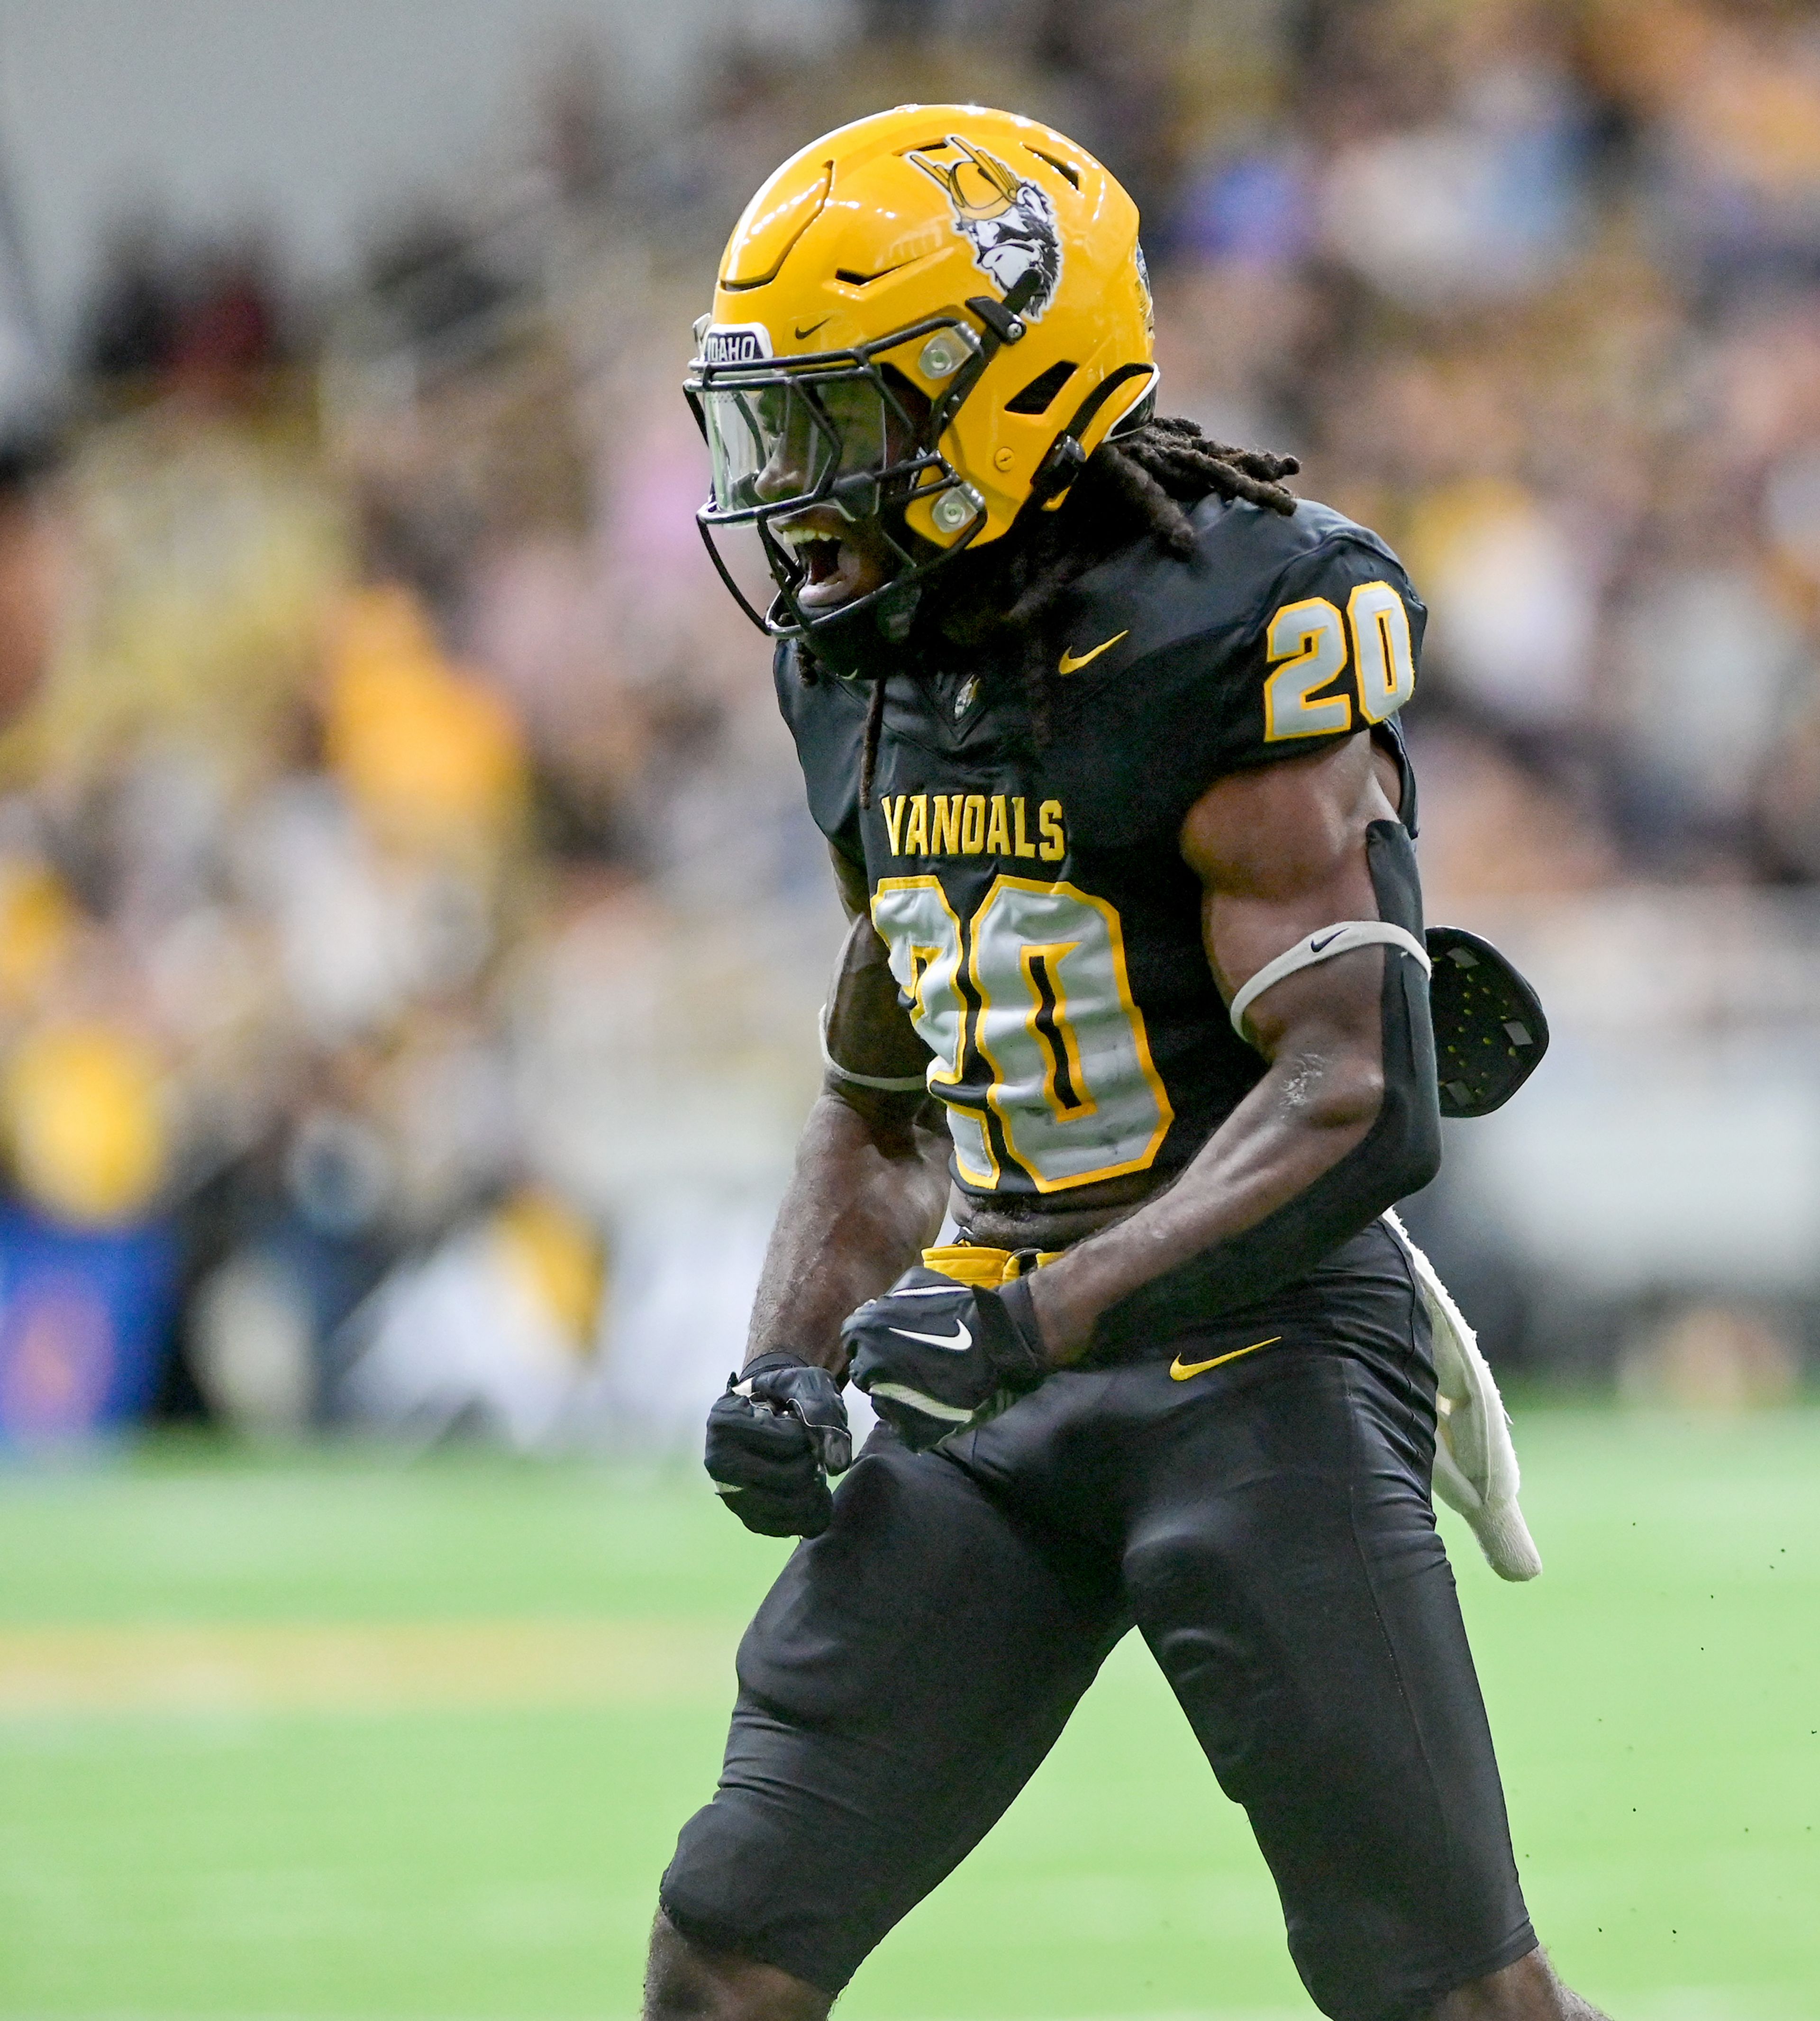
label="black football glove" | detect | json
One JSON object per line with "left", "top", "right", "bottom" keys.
{"left": 842, "top": 1264, "right": 1050, "bottom": 1453}
{"left": 704, "top": 1351, "right": 853, "bottom": 1539}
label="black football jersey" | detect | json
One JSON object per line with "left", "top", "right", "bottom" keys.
{"left": 775, "top": 494, "right": 1427, "bottom": 1205}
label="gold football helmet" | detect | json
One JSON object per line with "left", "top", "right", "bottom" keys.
{"left": 685, "top": 104, "right": 1156, "bottom": 649}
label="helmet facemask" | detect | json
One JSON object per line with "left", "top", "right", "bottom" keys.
{"left": 689, "top": 108, "right": 1160, "bottom": 667}
{"left": 686, "top": 315, "right": 995, "bottom": 664}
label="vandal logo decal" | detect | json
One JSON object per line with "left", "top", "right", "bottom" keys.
{"left": 908, "top": 137, "right": 1063, "bottom": 320}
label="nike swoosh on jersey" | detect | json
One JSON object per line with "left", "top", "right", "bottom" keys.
{"left": 889, "top": 1321, "right": 973, "bottom": 1352}
{"left": 1057, "top": 629, "right": 1129, "bottom": 674}
{"left": 1168, "top": 1336, "right": 1280, "bottom": 1381}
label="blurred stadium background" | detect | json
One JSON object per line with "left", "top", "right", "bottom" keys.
{"left": 0, "top": 1, "right": 1814, "bottom": 2015}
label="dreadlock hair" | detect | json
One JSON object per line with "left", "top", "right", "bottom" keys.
{"left": 848, "top": 415, "right": 1300, "bottom": 806}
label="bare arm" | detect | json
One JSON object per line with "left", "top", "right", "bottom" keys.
{"left": 1027, "top": 734, "right": 1435, "bottom": 1361}
{"left": 743, "top": 846, "right": 952, "bottom": 1375}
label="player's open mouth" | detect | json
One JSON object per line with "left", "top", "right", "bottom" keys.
{"left": 777, "top": 519, "right": 891, "bottom": 610}
{"left": 800, "top": 537, "right": 845, "bottom": 597}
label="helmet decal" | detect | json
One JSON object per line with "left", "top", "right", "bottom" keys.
{"left": 907, "top": 136, "right": 1063, "bottom": 320}
{"left": 700, "top": 321, "right": 773, "bottom": 364}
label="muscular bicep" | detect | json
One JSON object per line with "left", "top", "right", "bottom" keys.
{"left": 1180, "top": 734, "right": 1402, "bottom": 1063}
{"left": 1028, "top": 734, "right": 1430, "bottom": 1362}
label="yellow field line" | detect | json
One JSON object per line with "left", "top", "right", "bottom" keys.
{"left": 0, "top": 1619, "right": 741, "bottom": 1717}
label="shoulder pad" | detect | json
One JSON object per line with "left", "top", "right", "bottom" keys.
{"left": 1044, "top": 497, "right": 1427, "bottom": 845}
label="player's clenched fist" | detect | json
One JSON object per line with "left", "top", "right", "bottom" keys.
{"left": 705, "top": 1353, "right": 853, "bottom": 1538}
{"left": 842, "top": 1265, "right": 1050, "bottom": 1452}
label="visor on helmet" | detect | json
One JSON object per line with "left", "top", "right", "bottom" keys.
{"left": 686, "top": 321, "right": 990, "bottom": 653}
{"left": 700, "top": 372, "right": 903, "bottom": 519}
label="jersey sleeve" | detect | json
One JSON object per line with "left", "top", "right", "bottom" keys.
{"left": 1056, "top": 527, "right": 1427, "bottom": 847}
{"left": 771, "top": 641, "right": 868, "bottom": 868}
{"left": 1208, "top": 533, "right": 1427, "bottom": 775}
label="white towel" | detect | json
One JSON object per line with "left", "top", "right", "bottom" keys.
{"left": 1383, "top": 1209, "right": 1542, "bottom": 1583}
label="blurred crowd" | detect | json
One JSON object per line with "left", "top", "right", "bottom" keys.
{"left": 0, "top": 0, "right": 1817, "bottom": 1445}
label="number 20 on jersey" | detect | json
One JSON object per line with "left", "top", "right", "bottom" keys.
{"left": 1264, "top": 580, "right": 1415, "bottom": 742}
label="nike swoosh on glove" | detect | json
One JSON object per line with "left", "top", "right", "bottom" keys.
{"left": 842, "top": 1265, "right": 1049, "bottom": 1452}
{"left": 704, "top": 1352, "right": 853, "bottom": 1538}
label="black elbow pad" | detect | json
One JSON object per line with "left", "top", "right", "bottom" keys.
{"left": 1096, "top": 821, "right": 1440, "bottom": 1353}
{"left": 1365, "top": 819, "right": 1442, "bottom": 1192}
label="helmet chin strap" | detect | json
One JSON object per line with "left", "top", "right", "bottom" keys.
{"left": 928, "top": 274, "right": 1037, "bottom": 440}
{"left": 773, "top": 575, "right": 922, "bottom": 681}
{"left": 875, "top": 580, "right": 921, "bottom": 644}
{"left": 1029, "top": 362, "right": 1161, "bottom": 504}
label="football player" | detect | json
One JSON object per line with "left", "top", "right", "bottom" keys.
{"left": 649, "top": 108, "right": 1607, "bottom": 2021}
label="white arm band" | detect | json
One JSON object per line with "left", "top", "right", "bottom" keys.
{"left": 818, "top": 1004, "right": 929, "bottom": 1093}
{"left": 1228, "top": 921, "right": 1431, "bottom": 1043}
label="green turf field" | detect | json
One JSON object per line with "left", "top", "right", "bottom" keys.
{"left": 0, "top": 1411, "right": 1814, "bottom": 2020}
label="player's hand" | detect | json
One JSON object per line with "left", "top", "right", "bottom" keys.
{"left": 704, "top": 1353, "right": 853, "bottom": 1539}
{"left": 842, "top": 1265, "right": 1050, "bottom": 1452}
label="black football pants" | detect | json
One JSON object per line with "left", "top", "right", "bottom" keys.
{"left": 660, "top": 1221, "right": 1537, "bottom": 2021}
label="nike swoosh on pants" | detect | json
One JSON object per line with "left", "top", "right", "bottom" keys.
{"left": 1169, "top": 1336, "right": 1280, "bottom": 1382}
